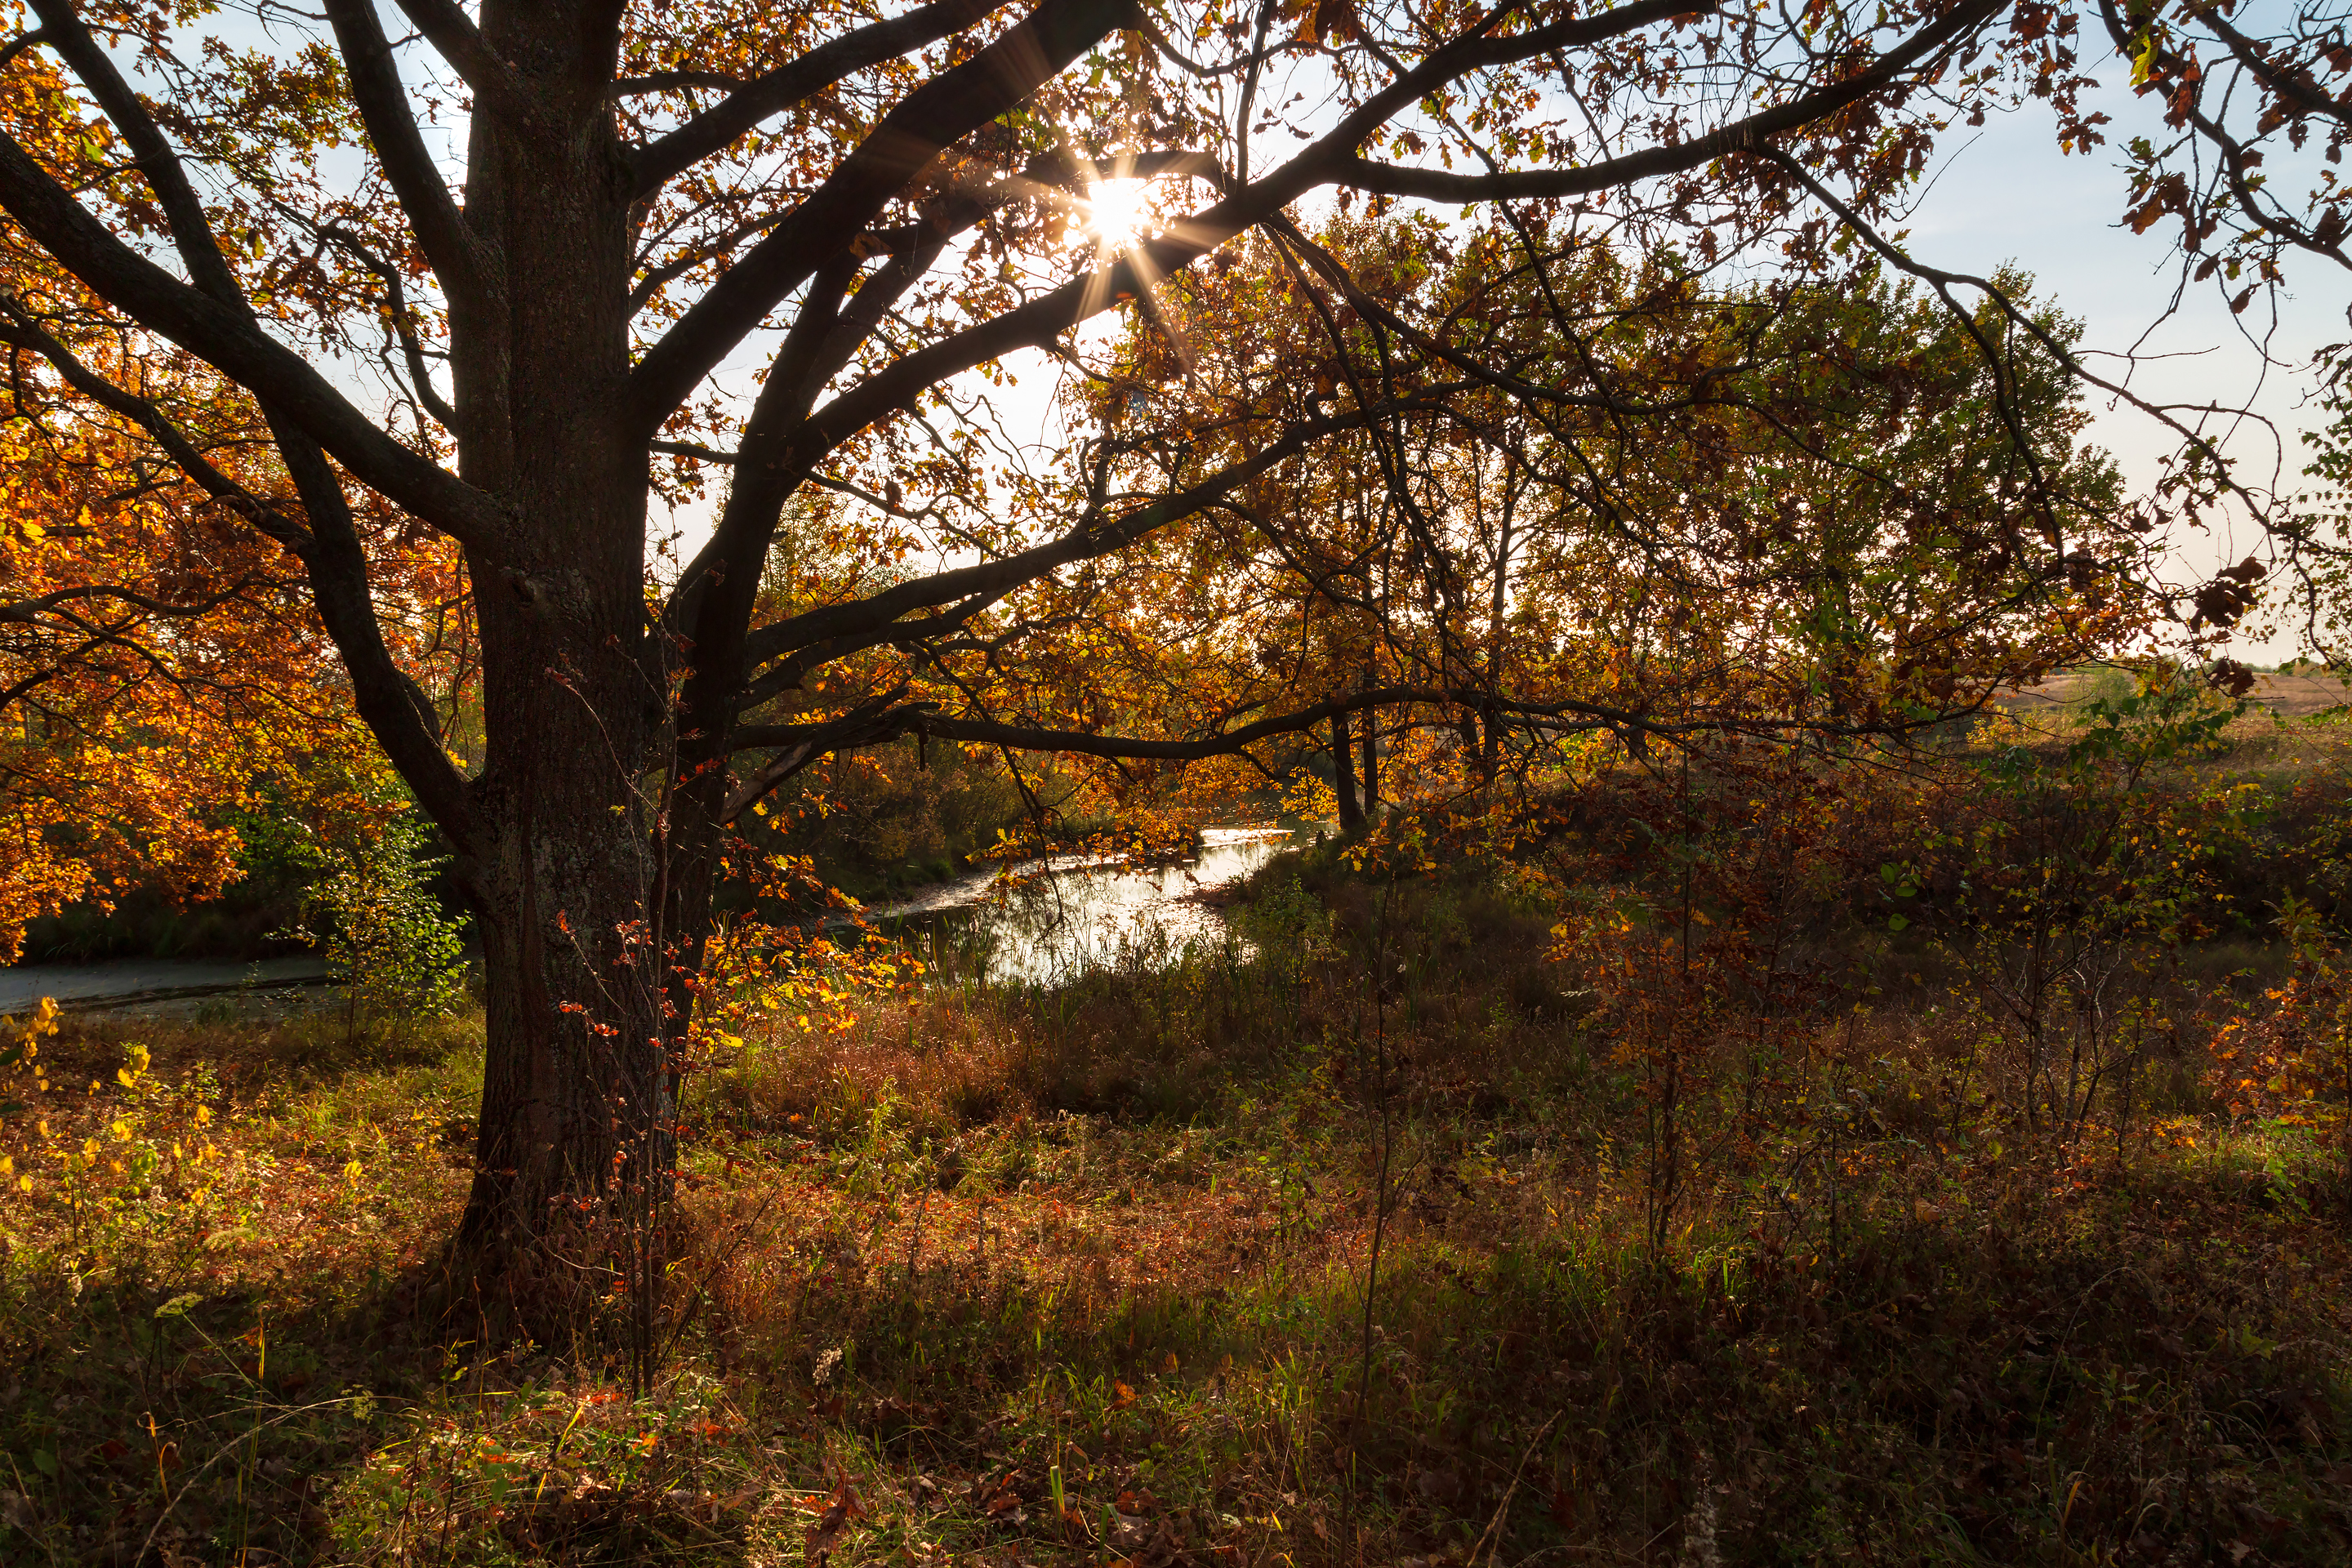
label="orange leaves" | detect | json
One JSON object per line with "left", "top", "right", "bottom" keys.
{"left": 0, "top": 311, "right": 423, "bottom": 957}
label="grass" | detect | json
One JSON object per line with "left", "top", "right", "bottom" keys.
{"left": 6, "top": 849, "right": 2352, "bottom": 1567}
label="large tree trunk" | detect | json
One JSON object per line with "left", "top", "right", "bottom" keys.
{"left": 444, "top": 12, "right": 691, "bottom": 1262}
{"left": 1332, "top": 712, "right": 1362, "bottom": 831}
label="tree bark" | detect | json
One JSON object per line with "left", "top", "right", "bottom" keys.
{"left": 1332, "top": 711, "right": 1362, "bottom": 831}
{"left": 443, "top": 9, "right": 684, "bottom": 1263}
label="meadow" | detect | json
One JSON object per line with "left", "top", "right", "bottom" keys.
{"left": 7, "top": 692, "right": 2352, "bottom": 1567}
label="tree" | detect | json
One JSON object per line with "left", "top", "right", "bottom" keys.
{"left": 0, "top": 259, "right": 424, "bottom": 959}
{"left": 287, "top": 804, "right": 470, "bottom": 1043}
{"left": 2078, "top": 0, "right": 2352, "bottom": 662}
{"left": 1046, "top": 217, "right": 2137, "bottom": 822}
{"left": 2099, "top": 0, "right": 2352, "bottom": 305}
{"left": 0, "top": 0, "right": 2103, "bottom": 1278}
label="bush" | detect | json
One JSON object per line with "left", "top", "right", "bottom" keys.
{"left": 283, "top": 811, "right": 468, "bottom": 1036}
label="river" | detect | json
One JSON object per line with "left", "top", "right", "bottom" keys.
{"left": 869, "top": 823, "right": 1311, "bottom": 986}
{"left": 0, "top": 825, "right": 1314, "bottom": 1018}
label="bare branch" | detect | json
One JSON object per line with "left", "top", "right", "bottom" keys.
{"left": 1335, "top": 0, "right": 2002, "bottom": 202}
{"left": 390, "top": 0, "right": 536, "bottom": 125}
{"left": 630, "top": 0, "right": 1005, "bottom": 199}
{"left": 323, "top": 0, "right": 502, "bottom": 322}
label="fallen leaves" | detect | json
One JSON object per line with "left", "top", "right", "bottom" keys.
{"left": 802, "top": 1480, "right": 864, "bottom": 1566}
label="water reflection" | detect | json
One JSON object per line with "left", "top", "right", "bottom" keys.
{"left": 871, "top": 825, "right": 1309, "bottom": 985}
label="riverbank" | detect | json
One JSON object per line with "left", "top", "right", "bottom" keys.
{"left": 0, "top": 826, "right": 1307, "bottom": 1030}
{"left": 0, "top": 956, "right": 335, "bottom": 1018}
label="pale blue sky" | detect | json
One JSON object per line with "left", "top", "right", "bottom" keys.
{"left": 1899, "top": 60, "right": 2344, "bottom": 657}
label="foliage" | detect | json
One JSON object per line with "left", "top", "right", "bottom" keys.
{"left": 2212, "top": 891, "right": 2352, "bottom": 1193}
{"left": 279, "top": 808, "right": 469, "bottom": 1034}
{"left": 11, "top": 768, "right": 2352, "bottom": 1561}
{"left": 1032, "top": 225, "right": 2142, "bottom": 844}
{"left": 1896, "top": 673, "right": 2257, "bottom": 1139}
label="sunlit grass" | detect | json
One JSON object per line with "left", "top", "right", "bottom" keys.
{"left": 6, "top": 894, "right": 2352, "bottom": 1564}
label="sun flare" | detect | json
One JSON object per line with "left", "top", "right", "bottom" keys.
{"left": 1082, "top": 179, "right": 1150, "bottom": 246}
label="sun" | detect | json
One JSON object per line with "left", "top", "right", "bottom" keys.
{"left": 1082, "top": 179, "right": 1150, "bottom": 247}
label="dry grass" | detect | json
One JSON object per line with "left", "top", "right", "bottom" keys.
{"left": 8, "top": 832, "right": 2352, "bottom": 1564}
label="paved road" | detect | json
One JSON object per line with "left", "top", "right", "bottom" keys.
{"left": 0, "top": 956, "right": 332, "bottom": 1018}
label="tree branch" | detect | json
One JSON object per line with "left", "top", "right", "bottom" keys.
{"left": 625, "top": 0, "right": 1136, "bottom": 433}
{"left": 29, "top": 0, "right": 246, "bottom": 307}
{"left": 390, "top": 0, "right": 535, "bottom": 125}
{"left": 779, "top": 0, "right": 1785, "bottom": 470}
{"left": 323, "top": 0, "right": 501, "bottom": 323}
{"left": 1334, "top": 0, "right": 2002, "bottom": 202}
{"left": 630, "top": 0, "right": 1006, "bottom": 199}
{"left": 0, "top": 128, "right": 512, "bottom": 552}
{"left": 0, "top": 580, "right": 257, "bottom": 626}
{"left": 2195, "top": 9, "right": 2352, "bottom": 137}
{"left": 0, "top": 300, "right": 310, "bottom": 550}
{"left": 315, "top": 221, "right": 461, "bottom": 430}
{"left": 741, "top": 396, "right": 1452, "bottom": 668}
{"left": 0, "top": 300, "right": 475, "bottom": 844}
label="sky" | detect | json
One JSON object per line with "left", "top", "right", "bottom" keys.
{"left": 1894, "top": 62, "right": 2345, "bottom": 660}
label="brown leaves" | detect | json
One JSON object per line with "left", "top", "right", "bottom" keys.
{"left": 2190, "top": 557, "right": 2266, "bottom": 630}
{"left": 1306, "top": 0, "right": 1361, "bottom": 45}
{"left": 976, "top": 1469, "right": 1029, "bottom": 1524}
{"left": 800, "top": 1480, "right": 863, "bottom": 1566}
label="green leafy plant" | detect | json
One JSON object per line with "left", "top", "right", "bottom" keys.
{"left": 1912, "top": 671, "right": 2254, "bottom": 1142}
{"left": 283, "top": 810, "right": 468, "bottom": 1041}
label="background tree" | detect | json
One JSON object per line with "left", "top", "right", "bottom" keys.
{"left": 1030, "top": 215, "right": 2141, "bottom": 825}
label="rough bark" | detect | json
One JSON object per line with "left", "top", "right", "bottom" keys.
{"left": 1332, "top": 712, "right": 1362, "bottom": 831}
{"left": 442, "top": 7, "right": 677, "bottom": 1258}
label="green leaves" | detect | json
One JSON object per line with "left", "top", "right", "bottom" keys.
{"left": 283, "top": 808, "right": 469, "bottom": 1032}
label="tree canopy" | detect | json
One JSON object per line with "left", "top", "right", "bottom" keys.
{"left": 0, "top": 0, "right": 2179, "bottom": 1276}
